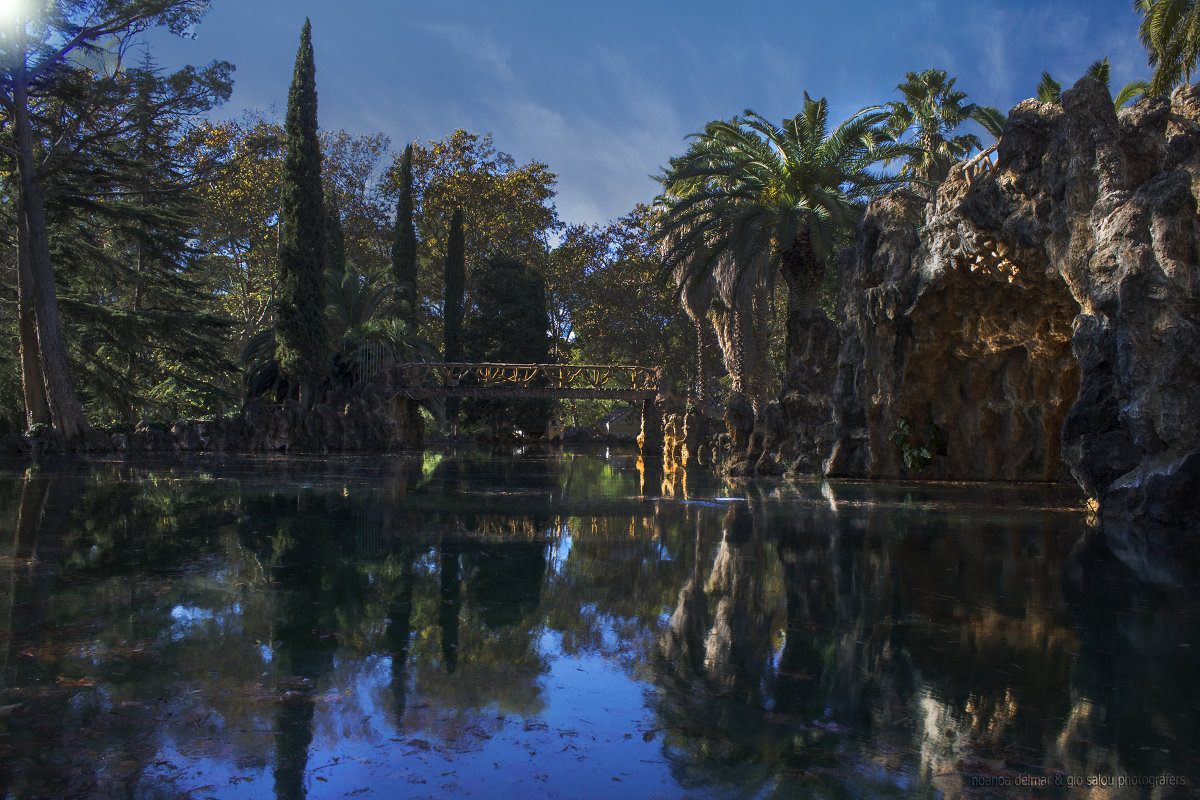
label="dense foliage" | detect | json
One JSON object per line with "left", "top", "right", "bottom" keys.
{"left": 0, "top": 2, "right": 232, "bottom": 433}
{"left": 1136, "top": 0, "right": 1200, "bottom": 94}
{"left": 460, "top": 252, "right": 553, "bottom": 438}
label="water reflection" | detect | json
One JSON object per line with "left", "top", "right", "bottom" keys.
{"left": 0, "top": 454, "right": 1197, "bottom": 798}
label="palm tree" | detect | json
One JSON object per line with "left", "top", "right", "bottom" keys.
{"left": 1036, "top": 57, "right": 1149, "bottom": 109}
{"left": 1036, "top": 72, "right": 1064, "bottom": 104}
{"left": 884, "top": 68, "right": 995, "bottom": 188}
{"left": 656, "top": 95, "right": 908, "bottom": 411}
{"left": 972, "top": 105, "right": 1008, "bottom": 140}
{"left": 1135, "top": 0, "right": 1200, "bottom": 95}
{"left": 242, "top": 266, "right": 429, "bottom": 402}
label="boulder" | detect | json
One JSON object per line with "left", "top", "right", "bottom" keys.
{"left": 172, "top": 420, "right": 206, "bottom": 451}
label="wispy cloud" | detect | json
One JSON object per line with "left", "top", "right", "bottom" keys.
{"left": 422, "top": 23, "right": 515, "bottom": 84}
{"left": 181, "top": 0, "right": 1154, "bottom": 228}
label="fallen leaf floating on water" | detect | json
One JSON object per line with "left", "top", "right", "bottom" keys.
{"left": 56, "top": 676, "right": 98, "bottom": 688}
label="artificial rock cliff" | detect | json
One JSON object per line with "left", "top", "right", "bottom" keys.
{"left": 792, "top": 76, "right": 1200, "bottom": 527}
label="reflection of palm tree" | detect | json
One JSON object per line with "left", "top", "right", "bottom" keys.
{"left": 660, "top": 503, "right": 778, "bottom": 698}
{"left": 702, "top": 504, "right": 774, "bottom": 696}
{"left": 772, "top": 530, "right": 839, "bottom": 720}
{"left": 661, "top": 524, "right": 711, "bottom": 675}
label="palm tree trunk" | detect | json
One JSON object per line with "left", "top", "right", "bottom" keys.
{"left": 730, "top": 305, "right": 746, "bottom": 396}
{"left": 778, "top": 229, "right": 824, "bottom": 365}
{"left": 747, "top": 292, "right": 770, "bottom": 414}
{"left": 14, "top": 78, "right": 87, "bottom": 438}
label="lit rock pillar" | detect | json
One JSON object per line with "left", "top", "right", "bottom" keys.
{"left": 638, "top": 398, "right": 663, "bottom": 465}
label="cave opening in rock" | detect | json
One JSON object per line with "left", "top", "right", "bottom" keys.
{"left": 897, "top": 238, "right": 1082, "bottom": 482}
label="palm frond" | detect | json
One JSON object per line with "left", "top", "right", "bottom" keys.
{"left": 1114, "top": 78, "right": 1150, "bottom": 109}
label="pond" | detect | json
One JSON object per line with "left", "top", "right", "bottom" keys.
{"left": 0, "top": 450, "right": 1197, "bottom": 799}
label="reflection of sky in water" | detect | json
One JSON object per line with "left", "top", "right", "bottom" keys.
{"left": 167, "top": 603, "right": 242, "bottom": 642}
{"left": 149, "top": 632, "right": 681, "bottom": 799}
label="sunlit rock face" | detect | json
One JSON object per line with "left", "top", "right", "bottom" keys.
{"left": 825, "top": 77, "right": 1200, "bottom": 525}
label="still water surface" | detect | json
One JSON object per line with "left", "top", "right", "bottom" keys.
{"left": 0, "top": 450, "right": 1197, "bottom": 799}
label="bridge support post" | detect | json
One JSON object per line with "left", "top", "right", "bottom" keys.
{"left": 638, "top": 398, "right": 663, "bottom": 465}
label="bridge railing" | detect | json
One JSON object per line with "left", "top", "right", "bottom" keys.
{"left": 392, "top": 362, "right": 658, "bottom": 393}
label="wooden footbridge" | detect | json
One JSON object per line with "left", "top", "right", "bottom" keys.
{"left": 390, "top": 362, "right": 660, "bottom": 401}
{"left": 387, "top": 362, "right": 666, "bottom": 457}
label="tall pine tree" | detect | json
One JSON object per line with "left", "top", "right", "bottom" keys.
{"left": 276, "top": 19, "right": 328, "bottom": 408}
{"left": 391, "top": 143, "right": 418, "bottom": 333}
{"left": 1, "top": 1, "right": 219, "bottom": 437}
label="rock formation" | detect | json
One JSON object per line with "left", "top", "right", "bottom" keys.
{"left": 814, "top": 77, "right": 1200, "bottom": 527}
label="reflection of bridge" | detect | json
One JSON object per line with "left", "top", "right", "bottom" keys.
{"left": 390, "top": 362, "right": 659, "bottom": 401}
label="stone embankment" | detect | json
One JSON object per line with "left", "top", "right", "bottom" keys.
{"left": 1, "top": 370, "right": 425, "bottom": 457}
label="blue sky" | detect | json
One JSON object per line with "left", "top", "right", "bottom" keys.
{"left": 152, "top": 0, "right": 1151, "bottom": 226}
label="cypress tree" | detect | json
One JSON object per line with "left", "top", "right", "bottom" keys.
{"left": 324, "top": 200, "right": 346, "bottom": 288}
{"left": 276, "top": 18, "right": 328, "bottom": 408}
{"left": 323, "top": 198, "right": 347, "bottom": 339}
{"left": 443, "top": 208, "right": 465, "bottom": 363}
{"left": 391, "top": 143, "right": 418, "bottom": 332}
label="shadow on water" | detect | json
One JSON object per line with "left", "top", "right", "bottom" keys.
{"left": 0, "top": 453, "right": 1196, "bottom": 798}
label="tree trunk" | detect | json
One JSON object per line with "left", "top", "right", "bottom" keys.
{"left": 13, "top": 79, "right": 87, "bottom": 438}
{"left": 730, "top": 305, "right": 745, "bottom": 395}
{"left": 708, "top": 305, "right": 742, "bottom": 393}
{"left": 778, "top": 229, "right": 824, "bottom": 365}
{"left": 747, "top": 293, "right": 770, "bottom": 414}
{"left": 16, "top": 197, "right": 49, "bottom": 429}
{"left": 733, "top": 304, "right": 766, "bottom": 418}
